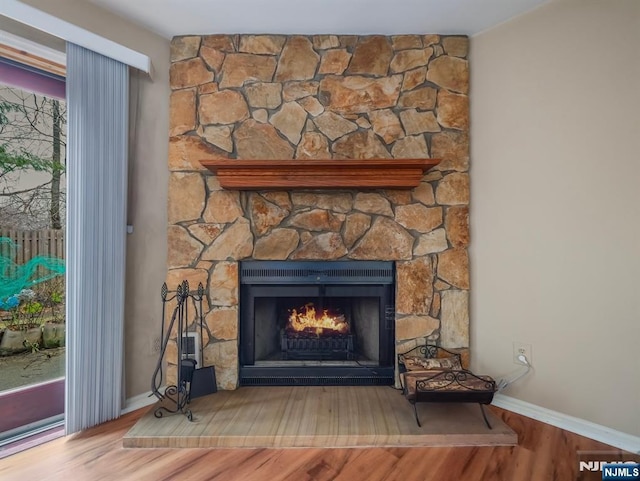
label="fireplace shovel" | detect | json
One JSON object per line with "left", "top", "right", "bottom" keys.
{"left": 189, "top": 306, "right": 217, "bottom": 400}
{"left": 190, "top": 364, "right": 217, "bottom": 399}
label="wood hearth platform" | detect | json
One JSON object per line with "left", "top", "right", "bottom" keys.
{"left": 123, "top": 386, "right": 516, "bottom": 448}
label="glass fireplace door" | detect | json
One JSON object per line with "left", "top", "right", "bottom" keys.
{"left": 239, "top": 261, "right": 395, "bottom": 386}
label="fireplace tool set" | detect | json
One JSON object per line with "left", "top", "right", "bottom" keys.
{"left": 151, "top": 280, "right": 216, "bottom": 421}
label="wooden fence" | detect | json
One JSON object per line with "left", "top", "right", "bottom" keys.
{"left": 0, "top": 229, "right": 65, "bottom": 264}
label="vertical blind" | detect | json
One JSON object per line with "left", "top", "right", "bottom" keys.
{"left": 65, "top": 43, "right": 128, "bottom": 433}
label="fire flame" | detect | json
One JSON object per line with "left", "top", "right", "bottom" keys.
{"left": 287, "top": 303, "right": 349, "bottom": 336}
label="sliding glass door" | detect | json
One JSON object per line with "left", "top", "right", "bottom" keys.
{"left": 0, "top": 62, "right": 66, "bottom": 447}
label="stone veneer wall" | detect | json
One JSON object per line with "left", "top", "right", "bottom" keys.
{"left": 166, "top": 34, "right": 470, "bottom": 389}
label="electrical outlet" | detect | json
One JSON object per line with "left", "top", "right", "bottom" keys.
{"left": 150, "top": 337, "right": 162, "bottom": 356}
{"left": 513, "top": 342, "right": 532, "bottom": 365}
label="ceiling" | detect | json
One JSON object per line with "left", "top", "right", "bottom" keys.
{"left": 88, "top": 0, "right": 550, "bottom": 39}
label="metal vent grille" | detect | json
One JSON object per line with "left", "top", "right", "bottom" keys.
{"left": 240, "top": 376, "right": 392, "bottom": 387}
{"left": 240, "top": 261, "right": 394, "bottom": 285}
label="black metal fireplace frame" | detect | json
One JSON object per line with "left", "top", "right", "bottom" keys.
{"left": 239, "top": 260, "right": 395, "bottom": 386}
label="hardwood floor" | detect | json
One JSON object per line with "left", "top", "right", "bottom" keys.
{"left": 0, "top": 406, "right": 626, "bottom": 481}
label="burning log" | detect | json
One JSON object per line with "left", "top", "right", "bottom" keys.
{"left": 286, "top": 303, "right": 349, "bottom": 336}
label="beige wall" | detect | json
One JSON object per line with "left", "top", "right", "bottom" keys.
{"left": 18, "top": 0, "right": 170, "bottom": 398}
{"left": 470, "top": 0, "right": 640, "bottom": 436}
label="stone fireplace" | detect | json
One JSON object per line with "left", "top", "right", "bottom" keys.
{"left": 166, "top": 34, "right": 470, "bottom": 389}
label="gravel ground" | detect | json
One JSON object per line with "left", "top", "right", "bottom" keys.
{"left": 0, "top": 347, "right": 65, "bottom": 392}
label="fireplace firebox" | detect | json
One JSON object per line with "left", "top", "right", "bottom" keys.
{"left": 239, "top": 260, "right": 395, "bottom": 386}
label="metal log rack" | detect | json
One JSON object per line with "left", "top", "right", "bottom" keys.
{"left": 150, "top": 280, "right": 205, "bottom": 421}
{"left": 281, "top": 330, "right": 355, "bottom": 360}
{"left": 398, "top": 345, "right": 497, "bottom": 429}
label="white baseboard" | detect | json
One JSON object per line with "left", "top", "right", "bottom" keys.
{"left": 122, "top": 388, "right": 162, "bottom": 415}
{"left": 493, "top": 393, "right": 640, "bottom": 453}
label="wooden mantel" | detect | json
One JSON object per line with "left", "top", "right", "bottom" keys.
{"left": 199, "top": 158, "right": 441, "bottom": 190}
